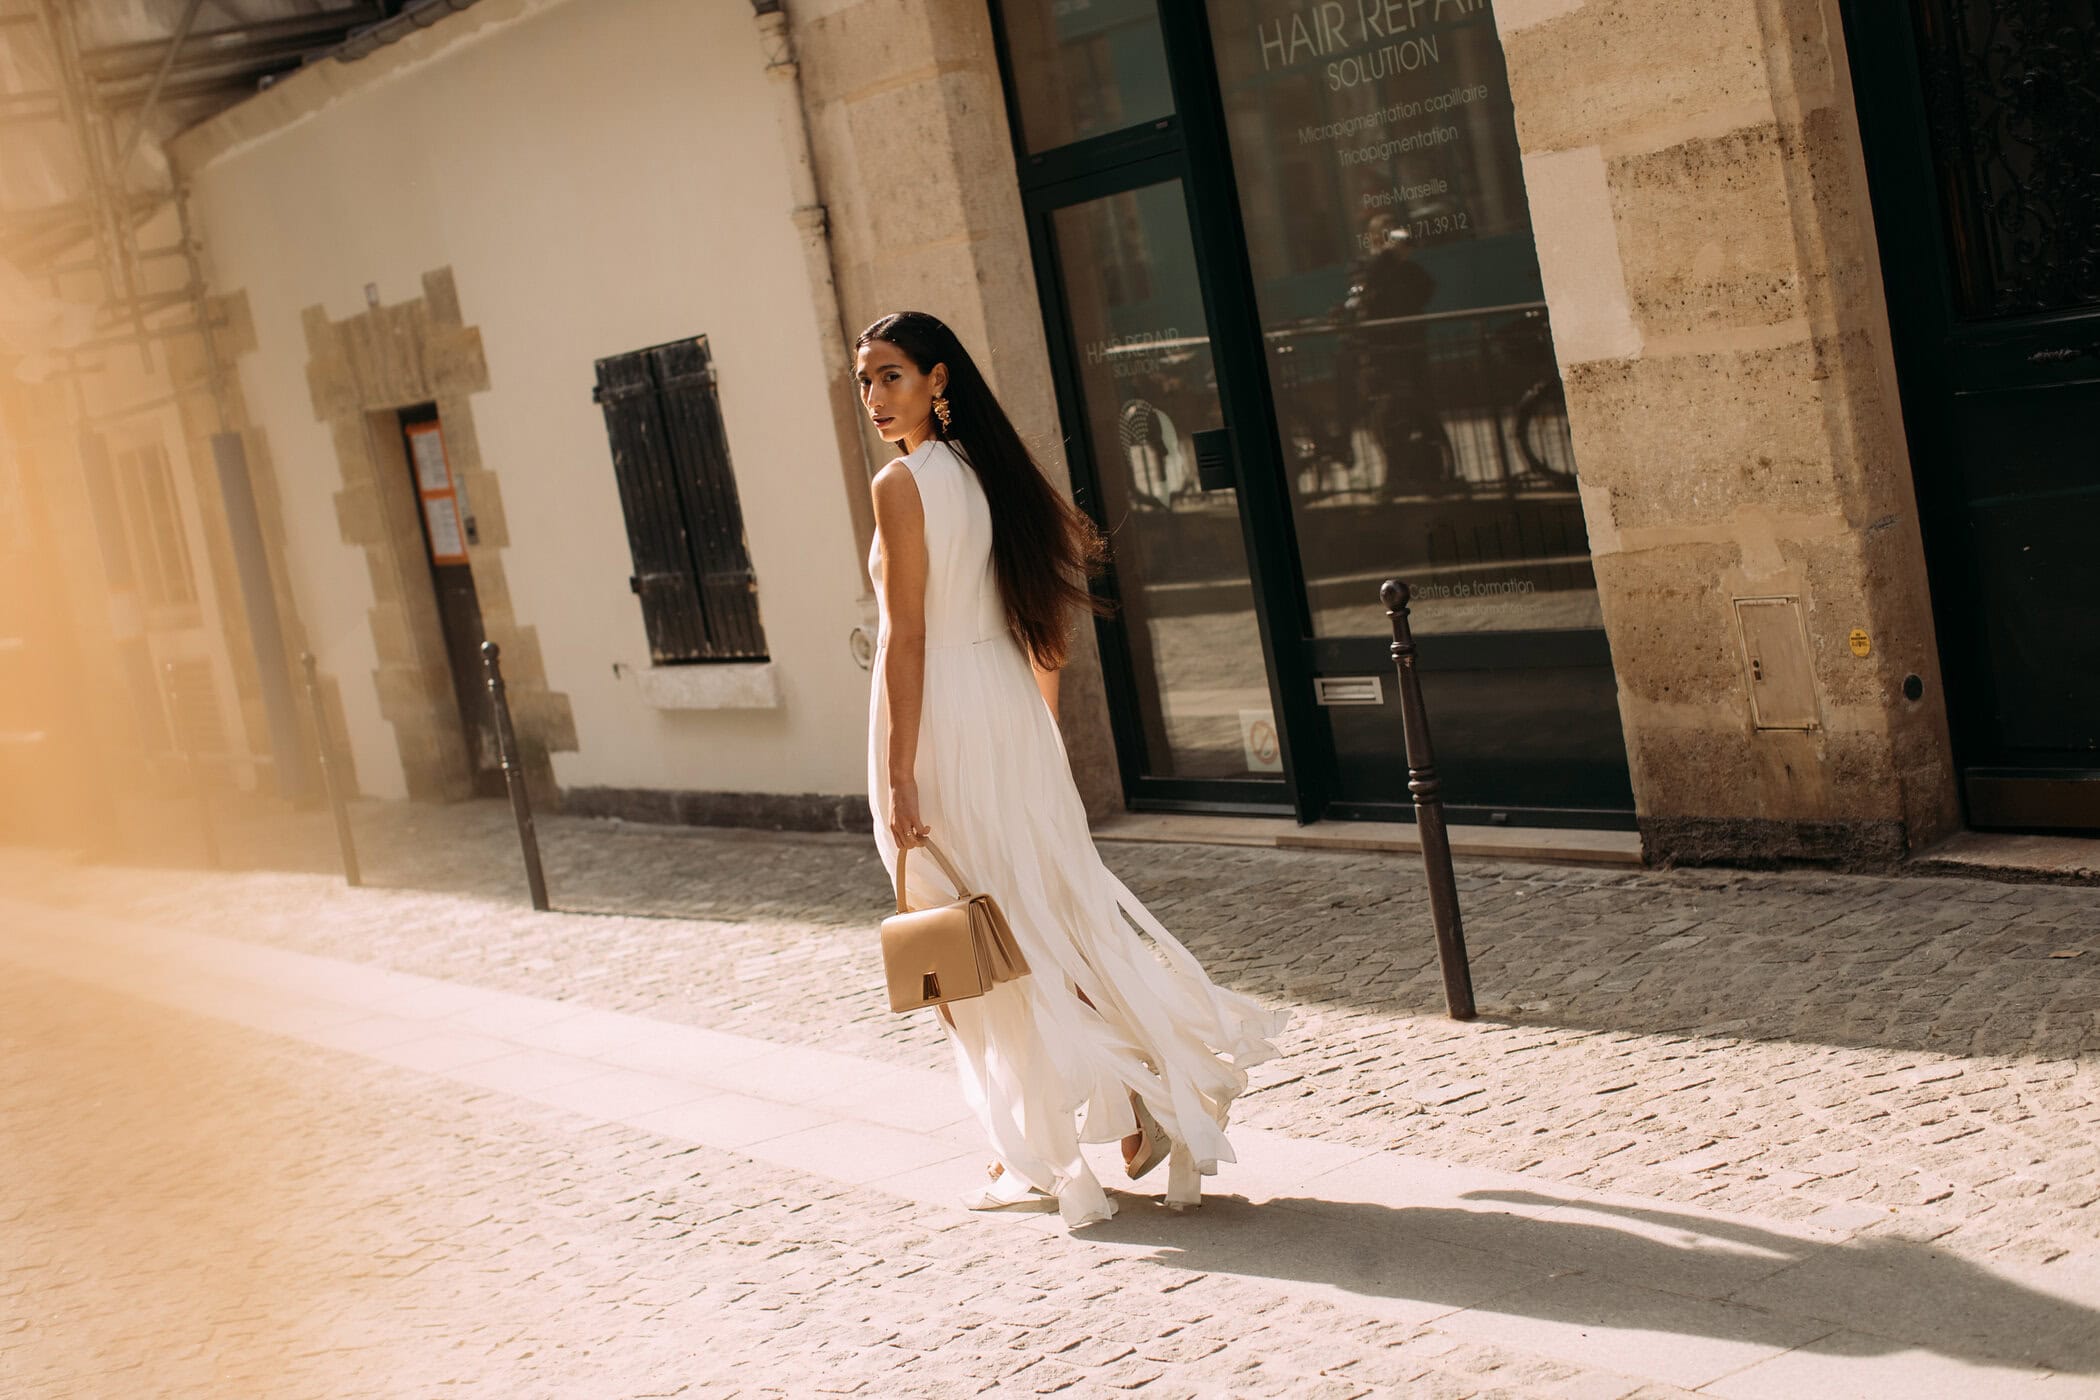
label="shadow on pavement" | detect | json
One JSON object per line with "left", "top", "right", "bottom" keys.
{"left": 1076, "top": 1187, "right": 2100, "bottom": 1377}
{"left": 87, "top": 794, "right": 889, "bottom": 923}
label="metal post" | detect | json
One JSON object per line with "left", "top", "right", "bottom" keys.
{"left": 299, "top": 652, "right": 360, "bottom": 887}
{"left": 37, "top": 0, "right": 153, "bottom": 373}
{"left": 481, "top": 641, "right": 549, "bottom": 911}
{"left": 162, "top": 660, "right": 219, "bottom": 870}
{"left": 1381, "top": 580, "right": 1476, "bottom": 1021}
{"left": 114, "top": 0, "right": 206, "bottom": 176}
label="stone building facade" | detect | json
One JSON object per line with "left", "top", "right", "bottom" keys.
{"left": 7, "top": 0, "right": 2091, "bottom": 866}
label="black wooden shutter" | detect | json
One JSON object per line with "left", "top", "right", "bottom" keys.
{"left": 594, "top": 348, "right": 711, "bottom": 662}
{"left": 593, "top": 336, "right": 768, "bottom": 663}
{"left": 648, "top": 339, "right": 767, "bottom": 659}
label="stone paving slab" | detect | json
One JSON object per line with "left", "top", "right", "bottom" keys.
{"left": 1093, "top": 813, "right": 1645, "bottom": 866}
{"left": 4, "top": 894, "right": 2099, "bottom": 1397}
{"left": 1916, "top": 831, "right": 2100, "bottom": 885}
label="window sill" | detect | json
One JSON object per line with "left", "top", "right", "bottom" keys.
{"left": 639, "top": 662, "right": 781, "bottom": 711}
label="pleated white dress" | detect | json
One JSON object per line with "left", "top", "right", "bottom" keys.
{"left": 868, "top": 436, "right": 1289, "bottom": 1227}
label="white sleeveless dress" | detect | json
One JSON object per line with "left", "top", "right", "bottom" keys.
{"left": 867, "top": 437, "right": 1289, "bottom": 1226}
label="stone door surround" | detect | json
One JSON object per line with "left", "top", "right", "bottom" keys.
{"left": 303, "top": 267, "right": 575, "bottom": 804}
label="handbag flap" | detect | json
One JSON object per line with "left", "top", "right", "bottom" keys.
{"left": 884, "top": 840, "right": 1030, "bottom": 1012}
{"left": 882, "top": 903, "right": 986, "bottom": 1010}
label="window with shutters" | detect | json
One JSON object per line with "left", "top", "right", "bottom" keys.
{"left": 113, "top": 442, "right": 198, "bottom": 611}
{"left": 592, "top": 336, "right": 768, "bottom": 664}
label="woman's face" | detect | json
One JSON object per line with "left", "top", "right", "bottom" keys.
{"left": 856, "top": 339, "right": 947, "bottom": 446}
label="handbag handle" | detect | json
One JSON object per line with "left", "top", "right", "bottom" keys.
{"left": 895, "top": 838, "right": 973, "bottom": 914}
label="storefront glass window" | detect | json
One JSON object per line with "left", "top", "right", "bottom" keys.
{"left": 1204, "top": 0, "right": 1602, "bottom": 638}
{"left": 995, "top": 0, "right": 1176, "bottom": 152}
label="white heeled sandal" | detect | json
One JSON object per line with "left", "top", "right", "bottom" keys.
{"left": 962, "top": 1164, "right": 1051, "bottom": 1211}
{"left": 1124, "top": 1097, "right": 1170, "bottom": 1182}
{"left": 1164, "top": 1141, "right": 1203, "bottom": 1210}
{"left": 1124, "top": 1096, "right": 1202, "bottom": 1209}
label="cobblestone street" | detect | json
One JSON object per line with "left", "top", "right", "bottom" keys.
{"left": 5, "top": 800, "right": 2099, "bottom": 1396}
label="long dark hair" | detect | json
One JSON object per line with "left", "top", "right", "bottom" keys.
{"left": 857, "top": 311, "right": 1111, "bottom": 669}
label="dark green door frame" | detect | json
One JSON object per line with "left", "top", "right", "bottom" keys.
{"left": 1019, "top": 143, "right": 1325, "bottom": 818}
{"left": 1155, "top": 0, "right": 1333, "bottom": 824}
{"left": 1836, "top": 0, "right": 2100, "bottom": 833}
{"left": 995, "top": 5, "right": 1330, "bottom": 822}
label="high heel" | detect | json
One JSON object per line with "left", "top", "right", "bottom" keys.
{"left": 1164, "top": 1141, "right": 1202, "bottom": 1210}
{"left": 1124, "top": 1096, "right": 1170, "bottom": 1182}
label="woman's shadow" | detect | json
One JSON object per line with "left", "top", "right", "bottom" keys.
{"left": 1078, "top": 1184, "right": 2100, "bottom": 1377}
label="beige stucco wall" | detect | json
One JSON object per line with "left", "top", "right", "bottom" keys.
{"left": 1499, "top": 0, "right": 1959, "bottom": 861}
{"left": 173, "top": 0, "right": 873, "bottom": 807}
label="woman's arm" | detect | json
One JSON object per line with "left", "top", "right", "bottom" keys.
{"left": 872, "top": 461, "right": 930, "bottom": 848}
{"left": 1031, "top": 654, "right": 1060, "bottom": 722}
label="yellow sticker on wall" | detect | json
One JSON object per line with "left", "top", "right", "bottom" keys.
{"left": 1848, "top": 628, "right": 1871, "bottom": 657}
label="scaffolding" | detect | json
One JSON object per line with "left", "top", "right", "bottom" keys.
{"left": 0, "top": 2, "right": 408, "bottom": 821}
{"left": 1, "top": 2, "right": 392, "bottom": 387}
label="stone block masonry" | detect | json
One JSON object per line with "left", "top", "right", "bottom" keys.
{"left": 1500, "top": 0, "right": 1957, "bottom": 865}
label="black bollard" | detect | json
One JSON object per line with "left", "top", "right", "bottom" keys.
{"left": 481, "top": 641, "right": 549, "bottom": 911}
{"left": 299, "top": 652, "right": 361, "bottom": 887}
{"left": 162, "top": 660, "right": 220, "bottom": 869}
{"left": 1381, "top": 579, "right": 1476, "bottom": 1021}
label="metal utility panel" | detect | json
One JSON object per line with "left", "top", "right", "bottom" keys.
{"left": 1313, "top": 674, "right": 1384, "bottom": 707}
{"left": 1734, "top": 596, "right": 1821, "bottom": 731}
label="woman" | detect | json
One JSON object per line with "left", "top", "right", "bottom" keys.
{"left": 856, "top": 314, "right": 1285, "bottom": 1225}
{"left": 861, "top": 311, "right": 1288, "bottom": 1227}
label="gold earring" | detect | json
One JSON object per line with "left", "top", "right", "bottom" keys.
{"left": 932, "top": 394, "right": 952, "bottom": 432}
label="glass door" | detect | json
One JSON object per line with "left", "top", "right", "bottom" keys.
{"left": 993, "top": 0, "right": 1634, "bottom": 825}
{"left": 1032, "top": 162, "right": 1298, "bottom": 807}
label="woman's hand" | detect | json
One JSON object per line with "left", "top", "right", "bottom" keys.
{"left": 889, "top": 779, "right": 930, "bottom": 849}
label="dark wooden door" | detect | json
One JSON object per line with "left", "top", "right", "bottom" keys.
{"left": 1842, "top": 1, "right": 2100, "bottom": 831}
{"left": 401, "top": 408, "right": 504, "bottom": 798}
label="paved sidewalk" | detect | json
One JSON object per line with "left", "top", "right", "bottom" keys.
{"left": 4, "top": 892, "right": 2096, "bottom": 1398}
{"left": 15, "top": 798, "right": 2100, "bottom": 1271}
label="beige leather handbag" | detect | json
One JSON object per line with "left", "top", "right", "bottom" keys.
{"left": 882, "top": 838, "right": 1030, "bottom": 1013}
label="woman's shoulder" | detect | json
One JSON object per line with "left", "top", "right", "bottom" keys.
{"left": 875, "top": 440, "right": 945, "bottom": 491}
{"left": 871, "top": 455, "right": 924, "bottom": 528}
{"left": 899, "top": 438, "right": 952, "bottom": 475}
{"left": 892, "top": 440, "right": 972, "bottom": 497}
{"left": 872, "top": 440, "right": 960, "bottom": 525}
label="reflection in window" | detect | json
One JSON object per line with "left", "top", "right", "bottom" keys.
{"left": 1206, "top": 0, "right": 1602, "bottom": 638}
{"left": 1080, "top": 194, "right": 1155, "bottom": 306}
{"left": 1052, "top": 185, "right": 1278, "bottom": 782}
{"left": 994, "top": 0, "right": 1175, "bottom": 152}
